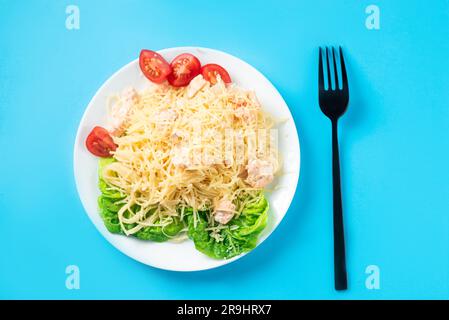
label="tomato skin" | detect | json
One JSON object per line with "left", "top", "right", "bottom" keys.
{"left": 139, "top": 50, "right": 172, "bottom": 83}
{"left": 201, "top": 64, "right": 232, "bottom": 85}
{"left": 86, "top": 126, "right": 117, "bottom": 158}
{"left": 167, "top": 53, "right": 201, "bottom": 87}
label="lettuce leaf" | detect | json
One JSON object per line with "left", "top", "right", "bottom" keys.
{"left": 135, "top": 217, "right": 185, "bottom": 242}
{"left": 98, "top": 158, "right": 123, "bottom": 199}
{"left": 97, "top": 158, "right": 124, "bottom": 234}
{"left": 186, "top": 196, "right": 269, "bottom": 259}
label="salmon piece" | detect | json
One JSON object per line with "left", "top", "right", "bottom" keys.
{"left": 186, "top": 75, "right": 208, "bottom": 98}
{"left": 109, "top": 87, "right": 140, "bottom": 136}
{"left": 214, "top": 199, "right": 236, "bottom": 225}
{"left": 246, "top": 159, "right": 274, "bottom": 188}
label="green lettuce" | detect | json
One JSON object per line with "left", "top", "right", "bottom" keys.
{"left": 186, "top": 196, "right": 269, "bottom": 260}
{"left": 135, "top": 217, "right": 184, "bottom": 242}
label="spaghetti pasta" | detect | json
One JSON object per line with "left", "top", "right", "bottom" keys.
{"left": 100, "top": 76, "right": 279, "bottom": 237}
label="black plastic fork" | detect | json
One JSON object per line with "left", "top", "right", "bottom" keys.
{"left": 318, "top": 47, "right": 349, "bottom": 291}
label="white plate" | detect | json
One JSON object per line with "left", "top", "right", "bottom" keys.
{"left": 73, "top": 47, "right": 300, "bottom": 271}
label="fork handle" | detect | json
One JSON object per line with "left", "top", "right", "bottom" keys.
{"left": 332, "top": 119, "right": 348, "bottom": 290}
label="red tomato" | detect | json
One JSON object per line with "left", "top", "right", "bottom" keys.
{"left": 86, "top": 126, "right": 117, "bottom": 158}
{"left": 201, "top": 64, "right": 232, "bottom": 85}
{"left": 139, "top": 49, "right": 172, "bottom": 83}
{"left": 167, "top": 53, "right": 201, "bottom": 87}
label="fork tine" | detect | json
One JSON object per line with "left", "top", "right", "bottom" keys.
{"left": 326, "top": 47, "right": 332, "bottom": 90}
{"left": 339, "top": 47, "right": 348, "bottom": 91}
{"left": 318, "top": 47, "right": 324, "bottom": 91}
{"left": 332, "top": 47, "right": 339, "bottom": 90}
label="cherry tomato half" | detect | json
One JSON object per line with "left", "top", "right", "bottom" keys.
{"left": 167, "top": 53, "right": 201, "bottom": 87}
{"left": 86, "top": 126, "right": 117, "bottom": 158}
{"left": 201, "top": 64, "right": 232, "bottom": 85}
{"left": 139, "top": 49, "right": 172, "bottom": 83}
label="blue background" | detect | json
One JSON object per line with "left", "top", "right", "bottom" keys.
{"left": 0, "top": 0, "right": 448, "bottom": 299}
